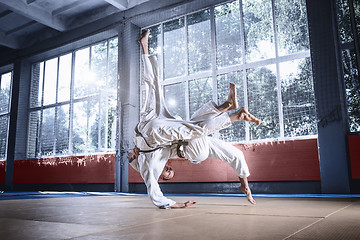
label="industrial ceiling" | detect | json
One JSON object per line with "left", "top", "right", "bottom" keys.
{"left": 0, "top": 0, "right": 150, "bottom": 52}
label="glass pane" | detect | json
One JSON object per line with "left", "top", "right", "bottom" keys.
{"left": 342, "top": 49, "right": 360, "bottom": 132}
{"left": 73, "top": 101, "right": 87, "bottom": 154}
{"left": 52, "top": 54, "right": 70, "bottom": 103}
{"left": 0, "top": 72, "right": 11, "bottom": 114}
{"left": 164, "top": 82, "right": 186, "bottom": 120}
{"left": 91, "top": 41, "right": 107, "bottom": 95}
{"left": 43, "top": 58, "right": 58, "bottom": 106}
{"left": 337, "top": 0, "right": 354, "bottom": 43}
{"left": 247, "top": 65, "right": 279, "bottom": 139}
{"left": 189, "top": 77, "right": 213, "bottom": 117}
{"left": 187, "top": 10, "right": 211, "bottom": 74}
{"left": 217, "top": 71, "right": 246, "bottom": 142}
{"left": 108, "top": 37, "right": 118, "bottom": 89}
{"left": 56, "top": 104, "right": 69, "bottom": 155}
{"left": 148, "top": 25, "right": 162, "bottom": 56}
{"left": 275, "top": 0, "right": 310, "bottom": 55}
{"left": 27, "top": 110, "right": 41, "bottom": 158}
{"left": 99, "top": 96, "right": 117, "bottom": 150}
{"left": 108, "top": 97, "right": 117, "bottom": 149}
{"left": 41, "top": 108, "right": 55, "bottom": 156}
{"left": 0, "top": 115, "right": 8, "bottom": 160}
{"left": 30, "top": 62, "right": 44, "bottom": 108}
{"left": 243, "top": 0, "right": 275, "bottom": 62}
{"left": 99, "top": 96, "right": 107, "bottom": 150}
{"left": 164, "top": 18, "right": 186, "bottom": 79}
{"left": 215, "top": 1, "right": 242, "bottom": 67}
{"left": 356, "top": 0, "right": 360, "bottom": 39}
{"left": 280, "top": 58, "right": 317, "bottom": 137}
{"left": 58, "top": 53, "right": 72, "bottom": 103}
{"left": 88, "top": 99, "right": 99, "bottom": 152}
{"left": 74, "top": 48, "right": 90, "bottom": 98}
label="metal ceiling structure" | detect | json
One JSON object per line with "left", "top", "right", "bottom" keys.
{"left": 0, "top": 0, "right": 150, "bottom": 51}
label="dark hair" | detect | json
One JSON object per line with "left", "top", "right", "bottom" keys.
{"left": 161, "top": 170, "right": 175, "bottom": 181}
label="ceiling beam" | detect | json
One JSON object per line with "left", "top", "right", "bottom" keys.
{"left": 0, "top": 30, "right": 21, "bottom": 49}
{"left": 5, "top": 21, "right": 37, "bottom": 35}
{"left": 127, "top": 0, "right": 150, "bottom": 9}
{"left": 26, "top": 0, "right": 37, "bottom": 4}
{"left": 0, "top": 0, "right": 67, "bottom": 31}
{"left": 0, "top": 10, "right": 12, "bottom": 18}
{"left": 52, "top": 1, "right": 87, "bottom": 16}
{"left": 104, "top": 0, "right": 128, "bottom": 10}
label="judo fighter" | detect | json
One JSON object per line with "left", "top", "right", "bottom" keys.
{"left": 129, "top": 29, "right": 261, "bottom": 209}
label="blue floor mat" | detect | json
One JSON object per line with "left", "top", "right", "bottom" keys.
{"left": 1, "top": 191, "right": 359, "bottom": 201}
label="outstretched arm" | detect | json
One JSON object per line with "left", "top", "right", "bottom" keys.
{"left": 170, "top": 200, "right": 197, "bottom": 209}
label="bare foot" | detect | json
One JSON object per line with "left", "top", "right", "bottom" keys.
{"left": 227, "top": 83, "right": 238, "bottom": 110}
{"left": 239, "top": 186, "right": 256, "bottom": 205}
{"left": 230, "top": 108, "right": 261, "bottom": 125}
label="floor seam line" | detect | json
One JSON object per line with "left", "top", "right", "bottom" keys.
{"left": 281, "top": 202, "right": 355, "bottom": 240}
{"left": 63, "top": 212, "right": 206, "bottom": 240}
{"left": 207, "top": 212, "right": 325, "bottom": 219}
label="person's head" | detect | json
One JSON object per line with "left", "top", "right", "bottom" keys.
{"left": 160, "top": 165, "right": 175, "bottom": 180}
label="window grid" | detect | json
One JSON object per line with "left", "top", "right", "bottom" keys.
{"left": 28, "top": 37, "right": 118, "bottom": 158}
{"left": 0, "top": 71, "right": 12, "bottom": 161}
{"left": 141, "top": 0, "right": 316, "bottom": 142}
{"left": 336, "top": 0, "right": 360, "bottom": 133}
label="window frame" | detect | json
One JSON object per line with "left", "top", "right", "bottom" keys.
{"left": 141, "top": 0, "right": 317, "bottom": 143}
{"left": 27, "top": 36, "right": 118, "bottom": 158}
{"left": 0, "top": 67, "right": 13, "bottom": 161}
{"left": 336, "top": 0, "right": 360, "bottom": 134}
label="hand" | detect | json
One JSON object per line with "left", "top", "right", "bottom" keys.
{"left": 184, "top": 200, "right": 197, "bottom": 208}
{"left": 171, "top": 200, "right": 197, "bottom": 209}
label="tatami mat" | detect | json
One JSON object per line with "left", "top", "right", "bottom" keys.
{"left": 0, "top": 193, "right": 359, "bottom": 240}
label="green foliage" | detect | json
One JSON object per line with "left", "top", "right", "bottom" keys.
{"left": 275, "top": 0, "right": 309, "bottom": 54}
{"left": 342, "top": 49, "right": 360, "bottom": 132}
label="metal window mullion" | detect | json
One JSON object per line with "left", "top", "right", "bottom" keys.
{"left": 239, "top": 0, "right": 250, "bottom": 141}
{"left": 87, "top": 47, "right": 92, "bottom": 153}
{"left": 210, "top": 7, "right": 218, "bottom": 104}
{"left": 97, "top": 68, "right": 102, "bottom": 152}
{"left": 38, "top": 61, "right": 46, "bottom": 157}
{"left": 53, "top": 57, "right": 60, "bottom": 156}
{"left": 160, "top": 24, "right": 165, "bottom": 83}
{"left": 69, "top": 51, "right": 75, "bottom": 155}
{"left": 98, "top": 92, "right": 102, "bottom": 152}
{"left": 271, "top": 0, "right": 284, "bottom": 138}
{"left": 104, "top": 39, "right": 110, "bottom": 150}
{"left": 185, "top": 16, "right": 190, "bottom": 120}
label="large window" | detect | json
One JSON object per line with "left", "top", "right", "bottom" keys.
{"left": 0, "top": 71, "right": 12, "bottom": 160}
{"left": 142, "top": 0, "right": 317, "bottom": 142}
{"left": 337, "top": 0, "right": 360, "bottom": 133}
{"left": 28, "top": 37, "right": 118, "bottom": 158}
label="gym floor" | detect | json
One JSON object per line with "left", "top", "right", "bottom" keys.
{"left": 0, "top": 192, "right": 359, "bottom": 240}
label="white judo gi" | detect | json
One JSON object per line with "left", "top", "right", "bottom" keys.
{"left": 130, "top": 54, "right": 250, "bottom": 209}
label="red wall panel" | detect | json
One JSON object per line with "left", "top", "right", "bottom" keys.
{"left": 13, "top": 154, "right": 115, "bottom": 184}
{"left": 129, "top": 139, "right": 320, "bottom": 183}
{"left": 349, "top": 135, "right": 360, "bottom": 179}
{"left": 0, "top": 161, "right": 5, "bottom": 183}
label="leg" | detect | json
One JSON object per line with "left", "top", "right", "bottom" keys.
{"left": 216, "top": 83, "right": 239, "bottom": 112}
{"left": 138, "top": 30, "right": 175, "bottom": 126}
{"left": 206, "top": 137, "right": 256, "bottom": 204}
{"left": 139, "top": 29, "right": 149, "bottom": 55}
{"left": 239, "top": 176, "right": 256, "bottom": 205}
{"left": 229, "top": 108, "right": 261, "bottom": 125}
